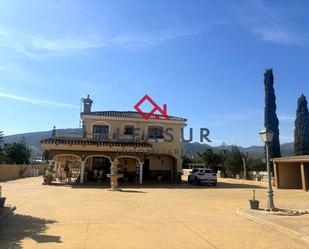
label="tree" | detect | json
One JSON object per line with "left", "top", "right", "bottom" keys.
{"left": 264, "top": 69, "right": 281, "bottom": 158}
{"left": 199, "top": 149, "right": 222, "bottom": 169}
{"left": 0, "top": 131, "right": 4, "bottom": 163}
{"left": 240, "top": 151, "right": 249, "bottom": 179}
{"left": 3, "top": 142, "right": 31, "bottom": 164}
{"left": 294, "top": 94, "right": 309, "bottom": 155}
{"left": 0, "top": 131, "right": 3, "bottom": 146}
{"left": 225, "top": 146, "right": 242, "bottom": 178}
{"left": 247, "top": 157, "right": 266, "bottom": 171}
{"left": 181, "top": 154, "right": 194, "bottom": 168}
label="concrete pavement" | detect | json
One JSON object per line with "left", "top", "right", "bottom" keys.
{"left": 0, "top": 177, "right": 308, "bottom": 249}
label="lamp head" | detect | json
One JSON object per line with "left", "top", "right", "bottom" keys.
{"left": 259, "top": 128, "right": 274, "bottom": 143}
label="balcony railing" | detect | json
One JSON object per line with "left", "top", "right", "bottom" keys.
{"left": 54, "top": 132, "right": 83, "bottom": 138}
{"left": 90, "top": 133, "right": 144, "bottom": 142}
{"left": 53, "top": 131, "right": 145, "bottom": 142}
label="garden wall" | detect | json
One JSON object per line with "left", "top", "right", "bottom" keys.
{"left": 0, "top": 164, "right": 47, "bottom": 181}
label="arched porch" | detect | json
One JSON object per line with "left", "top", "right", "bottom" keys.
{"left": 48, "top": 151, "right": 178, "bottom": 185}
{"left": 84, "top": 155, "right": 112, "bottom": 183}
{"left": 51, "top": 154, "right": 82, "bottom": 183}
{"left": 115, "top": 155, "right": 143, "bottom": 184}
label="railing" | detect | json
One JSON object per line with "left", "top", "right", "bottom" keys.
{"left": 91, "top": 133, "right": 144, "bottom": 142}
{"left": 54, "top": 132, "right": 83, "bottom": 138}
{"left": 53, "top": 131, "right": 145, "bottom": 142}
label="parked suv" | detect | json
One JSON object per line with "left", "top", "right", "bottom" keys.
{"left": 188, "top": 168, "right": 217, "bottom": 186}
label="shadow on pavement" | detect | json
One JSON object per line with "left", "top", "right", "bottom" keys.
{"left": 0, "top": 213, "right": 61, "bottom": 249}
{"left": 61, "top": 180, "right": 265, "bottom": 190}
{"left": 119, "top": 189, "right": 146, "bottom": 193}
{"left": 216, "top": 182, "right": 265, "bottom": 189}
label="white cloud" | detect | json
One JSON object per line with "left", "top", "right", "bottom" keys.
{"left": 251, "top": 27, "right": 299, "bottom": 45}
{"left": 107, "top": 28, "right": 200, "bottom": 49}
{"left": 0, "top": 25, "right": 200, "bottom": 59}
{"left": 0, "top": 65, "right": 9, "bottom": 71}
{"left": 0, "top": 91, "right": 78, "bottom": 109}
{"left": 234, "top": 0, "right": 305, "bottom": 46}
{"left": 33, "top": 36, "right": 103, "bottom": 51}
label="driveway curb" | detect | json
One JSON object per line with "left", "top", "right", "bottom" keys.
{"left": 236, "top": 208, "right": 309, "bottom": 245}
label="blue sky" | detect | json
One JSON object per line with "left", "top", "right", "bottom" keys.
{"left": 0, "top": 0, "right": 309, "bottom": 147}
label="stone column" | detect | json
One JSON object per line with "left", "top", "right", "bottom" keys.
{"left": 300, "top": 163, "right": 308, "bottom": 191}
{"left": 80, "top": 161, "right": 85, "bottom": 184}
{"left": 139, "top": 162, "right": 144, "bottom": 184}
{"left": 48, "top": 160, "right": 55, "bottom": 169}
{"left": 57, "top": 162, "right": 62, "bottom": 174}
{"left": 273, "top": 163, "right": 279, "bottom": 188}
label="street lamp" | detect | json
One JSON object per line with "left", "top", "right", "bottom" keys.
{"left": 259, "top": 128, "right": 275, "bottom": 211}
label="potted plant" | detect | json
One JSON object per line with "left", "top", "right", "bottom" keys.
{"left": 43, "top": 166, "right": 54, "bottom": 184}
{"left": 0, "top": 186, "right": 6, "bottom": 208}
{"left": 249, "top": 190, "right": 259, "bottom": 210}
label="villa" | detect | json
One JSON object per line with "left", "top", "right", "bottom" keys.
{"left": 41, "top": 95, "right": 187, "bottom": 184}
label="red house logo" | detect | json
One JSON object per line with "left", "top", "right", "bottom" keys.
{"left": 134, "top": 95, "right": 170, "bottom": 120}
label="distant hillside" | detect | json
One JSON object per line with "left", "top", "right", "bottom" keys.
{"left": 183, "top": 141, "right": 294, "bottom": 159}
{"left": 3, "top": 129, "right": 294, "bottom": 159}
{"left": 3, "top": 128, "right": 81, "bottom": 157}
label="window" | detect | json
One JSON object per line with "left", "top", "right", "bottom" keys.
{"left": 93, "top": 125, "right": 109, "bottom": 139}
{"left": 148, "top": 126, "right": 164, "bottom": 139}
{"left": 123, "top": 125, "right": 134, "bottom": 135}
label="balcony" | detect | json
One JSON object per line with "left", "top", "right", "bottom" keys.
{"left": 53, "top": 131, "right": 144, "bottom": 142}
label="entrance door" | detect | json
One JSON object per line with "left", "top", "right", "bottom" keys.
{"left": 143, "top": 158, "right": 150, "bottom": 180}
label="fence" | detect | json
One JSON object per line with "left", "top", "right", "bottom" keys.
{"left": 0, "top": 164, "right": 48, "bottom": 181}
{"left": 248, "top": 171, "right": 269, "bottom": 181}
{"left": 182, "top": 169, "right": 269, "bottom": 180}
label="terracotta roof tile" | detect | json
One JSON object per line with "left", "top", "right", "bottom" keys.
{"left": 82, "top": 111, "right": 186, "bottom": 121}
{"left": 272, "top": 155, "right": 309, "bottom": 163}
{"left": 41, "top": 138, "right": 152, "bottom": 148}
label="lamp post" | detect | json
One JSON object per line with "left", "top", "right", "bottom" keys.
{"left": 259, "top": 128, "right": 275, "bottom": 211}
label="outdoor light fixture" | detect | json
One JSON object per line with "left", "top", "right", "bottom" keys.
{"left": 259, "top": 128, "right": 275, "bottom": 211}
{"left": 259, "top": 128, "right": 274, "bottom": 143}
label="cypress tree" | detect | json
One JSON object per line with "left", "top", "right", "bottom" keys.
{"left": 264, "top": 69, "right": 281, "bottom": 158}
{"left": 294, "top": 94, "right": 309, "bottom": 155}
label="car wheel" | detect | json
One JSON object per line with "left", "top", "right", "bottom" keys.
{"left": 188, "top": 178, "right": 192, "bottom": 184}
{"left": 194, "top": 178, "right": 200, "bottom": 185}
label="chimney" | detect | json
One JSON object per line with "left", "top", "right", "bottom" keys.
{"left": 83, "top": 94, "right": 93, "bottom": 114}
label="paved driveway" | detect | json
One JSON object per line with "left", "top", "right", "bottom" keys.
{"left": 0, "top": 177, "right": 308, "bottom": 249}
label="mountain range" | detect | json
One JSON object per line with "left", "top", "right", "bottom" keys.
{"left": 3, "top": 129, "right": 294, "bottom": 159}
